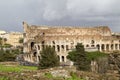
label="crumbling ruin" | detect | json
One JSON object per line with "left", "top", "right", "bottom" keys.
{"left": 22, "top": 22, "right": 120, "bottom": 64}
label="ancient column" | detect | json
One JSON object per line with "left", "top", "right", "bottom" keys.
{"left": 99, "top": 44, "right": 102, "bottom": 52}
{"left": 113, "top": 44, "right": 116, "bottom": 51}
{"left": 64, "top": 56, "right": 67, "bottom": 62}
{"left": 59, "top": 55, "right": 62, "bottom": 62}
{"left": 109, "top": 44, "right": 111, "bottom": 51}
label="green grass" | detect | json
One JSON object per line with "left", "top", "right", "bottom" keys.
{"left": 86, "top": 51, "right": 108, "bottom": 61}
{"left": 0, "top": 76, "right": 9, "bottom": 80}
{"left": 0, "top": 64, "right": 37, "bottom": 72}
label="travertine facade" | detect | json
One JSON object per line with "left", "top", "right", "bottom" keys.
{"left": 6, "top": 32, "right": 23, "bottom": 47}
{"left": 22, "top": 22, "right": 120, "bottom": 64}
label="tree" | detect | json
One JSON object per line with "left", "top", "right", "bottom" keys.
{"left": 38, "top": 46, "right": 59, "bottom": 69}
{"left": 19, "top": 38, "right": 24, "bottom": 44}
{"left": 67, "top": 43, "right": 90, "bottom": 71}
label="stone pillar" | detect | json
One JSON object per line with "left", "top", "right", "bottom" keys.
{"left": 118, "top": 44, "right": 120, "bottom": 50}
{"left": 59, "top": 55, "right": 62, "bottom": 62}
{"left": 99, "top": 44, "right": 102, "bottom": 52}
{"left": 64, "top": 56, "right": 67, "bottom": 62}
{"left": 113, "top": 44, "right": 115, "bottom": 51}
{"left": 30, "top": 54, "right": 33, "bottom": 62}
{"left": 55, "top": 45, "right": 57, "bottom": 52}
{"left": 36, "top": 54, "right": 39, "bottom": 63}
{"left": 104, "top": 44, "right": 106, "bottom": 51}
{"left": 116, "top": 44, "right": 118, "bottom": 50}
{"left": 109, "top": 44, "right": 111, "bottom": 51}
{"left": 64, "top": 45, "right": 66, "bottom": 52}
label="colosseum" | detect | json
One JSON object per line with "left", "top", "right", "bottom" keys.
{"left": 22, "top": 22, "right": 120, "bottom": 64}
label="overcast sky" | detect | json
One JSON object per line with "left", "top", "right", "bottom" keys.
{"left": 0, "top": 0, "right": 120, "bottom": 32}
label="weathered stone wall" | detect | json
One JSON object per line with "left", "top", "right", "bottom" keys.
{"left": 22, "top": 22, "right": 120, "bottom": 64}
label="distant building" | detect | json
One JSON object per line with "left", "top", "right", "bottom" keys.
{"left": 0, "top": 29, "right": 23, "bottom": 47}
{"left": 0, "top": 30, "right": 6, "bottom": 34}
{"left": 6, "top": 32, "right": 23, "bottom": 47}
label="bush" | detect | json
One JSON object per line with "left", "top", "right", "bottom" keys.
{"left": 0, "top": 49, "right": 22, "bottom": 62}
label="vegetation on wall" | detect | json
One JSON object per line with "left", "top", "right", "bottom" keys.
{"left": 19, "top": 38, "right": 23, "bottom": 44}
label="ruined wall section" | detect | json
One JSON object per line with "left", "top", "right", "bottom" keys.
{"left": 23, "top": 22, "right": 113, "bottom": 54}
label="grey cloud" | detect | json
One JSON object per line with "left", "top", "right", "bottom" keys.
{"left": 0, "top": 0, "right": 120, "bottom": 32}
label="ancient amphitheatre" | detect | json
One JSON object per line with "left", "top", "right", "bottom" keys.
{"left": 22, "top": 22, "right": 120, "bottom": 64}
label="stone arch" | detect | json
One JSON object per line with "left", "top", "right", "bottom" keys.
{"left": 115, "top": 44, "right": 118, "bottom": 50}
{"left": 52, "top": 41, "right": 55, "bottom": 44}
{"left": 119, "top": 44, "right": 120, "bottom": 50}
{"left": 101, "top": 44, "right": 105, "bottom": 51}
{"left": 86, "top": 44, "right": 89, "bottom": 47}
{"left": 38, "top": 45, "right": 40, "bottom": 50}
{"left": 53, "top": 45, "right": 55, "bottom": 50}
{"left": 41, "top": 41, "right": 45, "bottom": 49}
{"left": 57, "top": 45, "right": 60, "bottom": 52}
{"left": 91, "top": 40, "right": 95, "bottom": 44}
{"left": 111, "top": 44, "right": 113, "bottom": 50}
{"left": 96, "top": 44, "right": 100, "bottom": 51}
{"left": 91, "top": 45, "right": 95, "bottom": 47}
{"left": 106, "top": 44, "right": 109, "bottom": 51}
{"left": 66, "top": 45, "right": 69, "bottom": 51}
{"left": 61, "top": 45, "right": 64, "bottom": 49}
{"left": 61, "top": 45, "right": 64, "bottom": 51}
{"left": 31, "top": 42, "right": 35, "bottom": 50}
{"left": 62, "top": 56, "right": 64, "bottom": 62}
{"left": 33, "top": 52, "right": 37, "bottom": 62}
{"left": 33, "top": 52, "right": 37, "bottom": 57}
{"left": 38, "top": 56, "right": 40, "bottom": 61}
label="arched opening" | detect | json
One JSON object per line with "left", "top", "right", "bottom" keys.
{"left": 111, "top": 44, "right": 113, "bottom": 50}
{"left": 33, "top": 52, "right": 37, "bottom": 57}
{"left": 115, "top": 44, "right": 118, "bottom": 50}
{"left": 91, "top": 40, "right": 95, "bottom": 44}
{"left": 106, "top": 44, "right": 109, "bottom": 51}
{"left": 33, "top": 52, "right": 37, "bottom": 62}
{"left": 38, "top": 56, "right": 40, "bottom": 61}
{"left": 42, "top": 32, "right": 45, "bottom": 35}
{"left": 38, "top": 45, "right": 40, "bottom": 50}
{"left": 119, "top": 44, "right": 120, "bottom": 50}
{"left": 52, "top": 41, "right": 55, "bottom": 44}
{"left": 96, "top": 44, "right": 100, "bottom": 51}
{"left": 61, "top": 45, "right": 64, "bottom": 51}
{"left": 101, "top": 44, "right": 105, "bottom": 51}
{"left": 53, "top": 45, "right": 55, "bottom": 50}
{"left": 62, "top": 56, "right": 64, "bottom": 62}
{"left": 57, "top": 56, "right": 60, "bottom": 61}
{"left": 61, "top": 45, "right": 64, "bottom": 49}
{"left": 66, "top": 45, "right": 69, "bottom": 51}
{"left": 57, "top": 45, "right": 60, "bottom": 52}
{"left": 91, "top": 45, "right": 95, "bottom": 47}
{"left": 31, "top": 42, "right": 35, "bottom": 50}
{"left": 41, "top": 41, "right": 45, "bottom": 49}
{"left": 86, "top": 45, "right": 89, "bottom": 47}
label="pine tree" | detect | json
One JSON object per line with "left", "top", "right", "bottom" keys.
{"left": 38, "top": 46, "right": 59, "bottom": 69}
{"left": 67, "top": 43, "right": 90, "bottom": 71}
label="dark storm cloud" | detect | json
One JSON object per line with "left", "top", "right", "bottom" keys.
{"left": 0, "top": 0, "right": 120, "bottom": 32}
